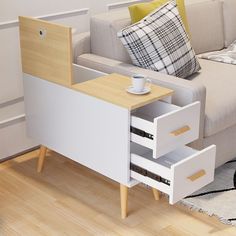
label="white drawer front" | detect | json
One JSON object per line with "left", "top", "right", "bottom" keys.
{"left": 170, "top": 145, "right": 216, "bottom": 204}
{"left": 153, "top": 101, "right": 200, "bottom": 158}
{"left": 131, "top": 101, "right": 201, "bottom": 159}
{"left": 130, "top": 145, "right": 216, "bottom": 204}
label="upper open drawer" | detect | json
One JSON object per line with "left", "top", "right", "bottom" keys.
{"left": 131, "top": 101, "right": 201, "bottom": 159}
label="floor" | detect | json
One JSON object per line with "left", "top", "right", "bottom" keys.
{"left": 0, "top": 150, "right": 236, "bottom": 236}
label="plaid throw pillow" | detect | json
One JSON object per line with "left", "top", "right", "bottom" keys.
{"left": 117, "top": 0, "right": 200, "bottom": 79}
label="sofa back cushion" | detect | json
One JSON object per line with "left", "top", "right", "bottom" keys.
{"left": 90, "top": 9, "right": 132, "bottom": 63}
{"left": 90, "top": 0, "right": 225, "bottom": 62}
{"left": 186, "top": 0, "right": 224, "bottom": 54}
{"left": 223, "top": 0, "right": 236, "bottom": 47}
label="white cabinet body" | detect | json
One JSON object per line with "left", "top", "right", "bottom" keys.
{"left": 23, "top": 71, "right": 216, "bottom": 205}
{"left": 24, "top": 74, "right": 133, "bottom": 186}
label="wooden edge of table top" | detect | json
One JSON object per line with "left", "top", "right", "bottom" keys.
{"left": 72, "top": 73, "right": 174, "bottom": 110}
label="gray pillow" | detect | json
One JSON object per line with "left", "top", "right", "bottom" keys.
{"left": 117, "top": 0, "right": 200, "bottom": 79}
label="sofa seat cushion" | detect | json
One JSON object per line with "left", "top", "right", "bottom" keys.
{"left": 191, "top": 59, "right": 236, "bottom": 137}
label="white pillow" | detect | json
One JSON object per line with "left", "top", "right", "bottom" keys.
{"left": 117, "top": 0, "right": 200, "bottom": 79}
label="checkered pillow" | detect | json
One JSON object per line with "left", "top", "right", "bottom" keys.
{"left": 117, "top": 0, "right": 200, "bottom": 79}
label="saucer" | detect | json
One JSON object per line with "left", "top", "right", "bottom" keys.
{"left": 126, "top": 86, "right": 151, "bottom": 95}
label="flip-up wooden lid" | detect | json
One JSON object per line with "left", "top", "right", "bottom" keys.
{"left": 19, "top": 16, "right": 73, "bottom": 86}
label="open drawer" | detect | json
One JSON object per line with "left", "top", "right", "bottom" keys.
{"left": 131, "top": 100, "right": 201, "bottom": 159}
{"left": 130, "top": 145, "right": 216, "bottom": 204}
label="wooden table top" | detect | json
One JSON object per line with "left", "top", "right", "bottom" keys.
{"left": 72, "top": 73, "right": 174, "bottom": 110}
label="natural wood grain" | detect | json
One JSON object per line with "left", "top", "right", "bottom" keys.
{"left": 19, "top": 18, "right": 173, "bottom": 111}
{"left": 171, "top": 125, "right": 191, "bottom": 136}
{"left": 158, "top": 225, "right": 191, "bottom": 236}
{"left": 19, "top": 16, "right": 73, "bottom": 87}
{"left": 18, "top": 17, "right": 173, "bottom": 110}
{"left": 72, "top": 73, "right": 174, "bottom": 110}
{"left": 120, "top": 184, "right": 128, "bottom": 219}
{"left": 1, "top": 150, "right": 236, "bottom": 235}
{"left": 152, "top": 188, "right": 160, "bottom": 201}
{"left": 37, "top": 145, "right": 47, "bottom": 173}
{"left": 187, "top": 169, "right": 206, "bottom": 182}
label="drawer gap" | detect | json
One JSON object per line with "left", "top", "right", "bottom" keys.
{"left": 130, "top": 163, "right": 170, "bottom": 186}
{"left": 155, "top": 146, "right": 197, "bottom": 168}
{"left": 132, "top": 146, "right": 197, "bottom": 169}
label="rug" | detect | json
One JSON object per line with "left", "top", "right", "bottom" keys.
{"left": 180, "top": 159, "right": 236, "bottom": 226}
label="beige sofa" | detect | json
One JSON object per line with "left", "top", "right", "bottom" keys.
{"left": 73, "top": 0, "right": 236, "bottom": 167}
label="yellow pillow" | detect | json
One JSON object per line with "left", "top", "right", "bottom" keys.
{"left": 128, "top": 0, "right": 190, "bottom": 35}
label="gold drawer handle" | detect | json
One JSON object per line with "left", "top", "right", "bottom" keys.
{"left": 170, "top": 125, "right": 190, "bottom": 136}
{"left": 187, "top": 170, "right": 206, "bottom": 182}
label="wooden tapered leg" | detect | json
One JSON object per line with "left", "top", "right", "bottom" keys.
{"left": 37, "top": 145, "right": 47, "bottom": 173}
{"left": 152, "top": 188, "right": 160, "bottom": 200}
{"left": 120, "top": 184, "right": 128, "bottom": 219}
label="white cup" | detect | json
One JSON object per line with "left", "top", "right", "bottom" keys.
{"left": 132, "top": 74, "right": 151, "bottom": 92}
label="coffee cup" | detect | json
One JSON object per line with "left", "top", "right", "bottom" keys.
{"left": 132, "top": 74, "right": 151, "bottom": 92}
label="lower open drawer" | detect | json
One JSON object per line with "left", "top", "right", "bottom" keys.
{"left": 130, "top": 145, "right": 216, "bottom": 204}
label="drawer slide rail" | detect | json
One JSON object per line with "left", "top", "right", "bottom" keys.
{"left": 130, "top": 163, "right": 170, "bottom": 186}
{"left": 130, "top": 126, "right": 154, "bottom": 140}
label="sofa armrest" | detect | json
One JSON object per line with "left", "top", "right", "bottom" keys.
{"left": 77, "top": 53, "right": 206, "bottom": 148}
{"left": 72, "top": 32, "right": 91, "bottom": 63}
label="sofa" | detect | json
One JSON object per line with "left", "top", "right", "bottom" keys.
{"left": 73, "top": 0, "right": 236, "bottom": 168}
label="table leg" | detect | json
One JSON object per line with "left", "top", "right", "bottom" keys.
{"left": 37, "top": 145, "right": 47, "bottom": 173}
{"left": 120, "top": 184, "right": 128, "bottom": 219}
{"left": 152, "top": 188, "right": 160, "bottom": 200}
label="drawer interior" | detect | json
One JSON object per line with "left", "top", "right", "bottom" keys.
{"left": 132, "top": 100, "right": 181, "bottom": 122}
{"left": 131, "top": 143, "right": 199, "bottom": 170}
{"left": 130, "top": 101, "right": 182, "bottom": 150}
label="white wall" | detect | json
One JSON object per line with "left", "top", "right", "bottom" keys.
{"left": 0, "top": 0, "right": 149, "bottom": 159}
{"left": 0, "top": 0, "right": 202, "bottom": 159}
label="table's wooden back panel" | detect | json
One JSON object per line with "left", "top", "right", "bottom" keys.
{"left": 19, "top": 16, "right": 73, "bottom": 86}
